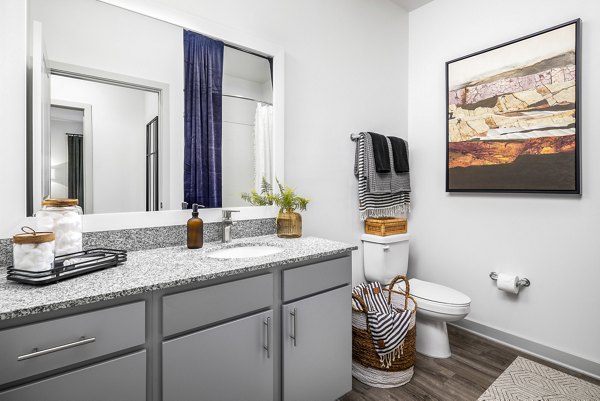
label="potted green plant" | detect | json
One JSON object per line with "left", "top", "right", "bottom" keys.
{"left": 241, "top": 178, "right": 310, "bottom": 238}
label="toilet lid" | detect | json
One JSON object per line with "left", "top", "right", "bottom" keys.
{"left": 407, "top": 279, "right": 471, "bottom": 306}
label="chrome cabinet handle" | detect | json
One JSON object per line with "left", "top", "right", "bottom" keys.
{"left": 17, "top": 336, "right": 96, "bottom": 361}
{"left": 290, "top": 308, "right": 297, "bottom": 346}
{"left": 263, "top": 317, "right": 271, "bottom": 358}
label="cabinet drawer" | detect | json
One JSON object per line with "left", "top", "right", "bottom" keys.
{"left": 282, "top": 256, "right": 351, "bottom": 302}
{"left": 163, "top": 273, "right": 273, "bottom": 337}
{"left": 0, "top": 301, "right": 145, "bottom": 386}
{"left": 0, "top": 350, "right": 146, "bottom": 401}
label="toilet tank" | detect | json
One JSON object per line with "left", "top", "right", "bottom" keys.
{"left": 362, "top": 233, "right": 409, "bottom": 284}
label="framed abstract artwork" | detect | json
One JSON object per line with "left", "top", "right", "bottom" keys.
{"left": 446, "top": 19, "right": 581, "bottom": 194}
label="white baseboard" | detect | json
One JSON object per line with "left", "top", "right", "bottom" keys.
{"left": 451, "top": 319, "right": 600, "bottom": 381}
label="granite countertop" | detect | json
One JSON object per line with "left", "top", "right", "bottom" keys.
{"left": 0, "top": 235, "right": 356, "bottom": 321}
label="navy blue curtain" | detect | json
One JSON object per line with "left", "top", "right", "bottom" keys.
{"left": 184, "top": 30, "right": 224, "bottom": 208}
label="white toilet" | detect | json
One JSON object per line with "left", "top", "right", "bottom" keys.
{"left": 362, "top": 233, "right": 471, "bottom": 358}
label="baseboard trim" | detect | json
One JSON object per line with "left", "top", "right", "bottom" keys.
{"left": 450, "top": 319, "right": 600, "bottom": 381}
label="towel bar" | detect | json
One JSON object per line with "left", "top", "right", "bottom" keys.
{"left": 350, "top": 133, "right": 361, "bottom": 141}
{"left": 489, "top": 272, "right": 530, "bottom": 287}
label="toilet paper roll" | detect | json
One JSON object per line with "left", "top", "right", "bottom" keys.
{"left": 496, "top": 273, "right": 520, "bottom": 294}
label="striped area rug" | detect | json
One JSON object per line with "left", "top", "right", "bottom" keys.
{"left": 478, "top": 356, "right": 600, "bottom": 401}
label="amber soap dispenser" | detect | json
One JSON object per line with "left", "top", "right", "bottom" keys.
{"left": 187, "top": 203, "right": 204, "bottom": 249}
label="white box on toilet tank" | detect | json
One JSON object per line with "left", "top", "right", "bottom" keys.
{"left": 361, "top": 233, "right": 410, "bottom": 284}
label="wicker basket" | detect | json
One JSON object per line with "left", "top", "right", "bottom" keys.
{"left": 351, "top": 275, "right": 417, "bottom": 388}
{"left": 365, "top": 218, "right": 407, "bottom": 236}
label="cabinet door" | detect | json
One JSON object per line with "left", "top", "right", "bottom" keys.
{"left": 163, "top": 310, "right": 274, "bottom": 401}
{"left": 0, "top": 351, "right": 146, "bottom": 401}
{"left": 282, "top": 285, "right": 351, "bottom": 401}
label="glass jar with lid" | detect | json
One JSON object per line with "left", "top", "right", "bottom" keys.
{"left": 35, "top": 199, "right": 83, "bottom": 256}
{"left": 13, "top": 227, "right": 56, "bottom": 272}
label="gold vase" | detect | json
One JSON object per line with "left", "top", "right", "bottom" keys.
{"left": 276, "top": 210, "right": 302, "bottom": 238}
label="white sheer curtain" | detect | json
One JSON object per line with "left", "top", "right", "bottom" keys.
{"left": 254, "top": 103, "right": 273, "bottom": 191}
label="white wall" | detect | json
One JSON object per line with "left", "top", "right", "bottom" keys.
{"left": 0, "top": 0, "right": 27, "bottom": 236}
{"left": 408, "top": 0, "right": 599, "bottom": 367}
{"left": 152, "top": 0, "right": 409, "bottom": 284}
{"left": 144, "top": 91, "right": 159, "bottom": 124}
{"left": 51, "top": 75, "right": 157, "bottom": 214}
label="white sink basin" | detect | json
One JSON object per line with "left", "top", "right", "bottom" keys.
{"left": 206, "top": 245, "right": 283, "bottom": 259}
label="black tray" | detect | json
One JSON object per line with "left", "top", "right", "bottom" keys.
{"left": 6, "top": 248, "right": 127, "bottom": 285}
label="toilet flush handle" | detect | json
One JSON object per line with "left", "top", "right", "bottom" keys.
{"left": 382, "top": 245, "right": 390, "bottom": 251}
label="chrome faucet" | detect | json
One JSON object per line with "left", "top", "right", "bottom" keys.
{"left": 221, "top": 210, "right": 240, "bottom": 243}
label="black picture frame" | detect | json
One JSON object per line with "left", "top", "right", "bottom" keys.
{"left": 445, "top": 19, "right": 581, "bottom": 194}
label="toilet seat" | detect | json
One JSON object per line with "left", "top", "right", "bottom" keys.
{"left": 404, "top": 279, "right": 471, "bottom": 316}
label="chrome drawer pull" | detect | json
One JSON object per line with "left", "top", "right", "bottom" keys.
{"left": 263, "top": 317, "right": 271, "bottom": 358}
{"left": 290, "top": 308, "right": 297, "bottom": 346}
{"left": 17, "top": 336, "right": 96, "bottom": 361}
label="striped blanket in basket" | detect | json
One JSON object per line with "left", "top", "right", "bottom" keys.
{"left": 352, "top": 282, "right": 412, "bottom": 368}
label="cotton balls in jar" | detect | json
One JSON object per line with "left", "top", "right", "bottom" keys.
{"left": 35, "top": 199, "right": 83, "bottom": 256}
{"left": 12, "top": 228, "right": 56, "bottom": 272}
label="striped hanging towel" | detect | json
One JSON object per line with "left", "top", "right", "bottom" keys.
{"left": 354, "top": 133, "right": 410, "bottom": 220}
{"left": 352, "top": 282, "right": 412, "bottom": 368}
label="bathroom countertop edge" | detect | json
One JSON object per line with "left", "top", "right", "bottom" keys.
{"left": 0, "top": 235, "right": 357, "bottom": 321}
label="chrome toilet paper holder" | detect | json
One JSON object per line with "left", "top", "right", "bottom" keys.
{"left": 489, "top": 272, "right": 531, "bottom": 287}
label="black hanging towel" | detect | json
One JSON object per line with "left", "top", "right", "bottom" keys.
{"left": 388, "top": 136, "right": 409, "bottom": 173}
{"left": 367, "top": 132, "right": 391, "bottom": 173}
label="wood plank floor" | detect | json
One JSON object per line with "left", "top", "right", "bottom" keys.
{"left": 340, "top": 324, "right": 600, "bottom": 401}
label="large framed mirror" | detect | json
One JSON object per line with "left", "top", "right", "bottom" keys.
{"left": 26, "top": 0, "right": 284, "bottom": 223}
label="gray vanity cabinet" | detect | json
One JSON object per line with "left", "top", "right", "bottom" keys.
{"left": 161, "top": 256, "right": 352, "bottom": 401}
{"left": 280, "top": 257, "right": 352, "bottom": 401}
{"left": 162, "top": 310, "right": 274, "bottom": 401}
{"left": 282, "top": 285, "right": 352, "bottom": 401}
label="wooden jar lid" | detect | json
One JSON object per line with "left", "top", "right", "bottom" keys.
{"left": 13, "top": 227, "right": 55, "bottom": 244}
{"left": 42, "top": 198, "right": 79, "bottom": 207}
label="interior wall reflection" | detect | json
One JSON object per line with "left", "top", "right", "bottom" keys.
{"left": 49, "top": 74, "right": 159, "bottom": 214}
